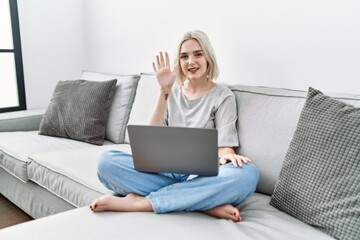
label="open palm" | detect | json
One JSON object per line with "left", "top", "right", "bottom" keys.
{"left": 152, "top": 52, "right": 178, "bottom": 94}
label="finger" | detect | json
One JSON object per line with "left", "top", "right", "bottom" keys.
{"left": 244, "top": 158, "right": 251, "bottom": 163}
{"left": 156, "top": 55, "right": 161, "bottom": 69}
{"left": 234, "top": 155, "right": 245, "bottom": 167}
{"left": 152, "top": 62, "right": 157, "bottom": 73}
{"left": 240, "top": 156, "right": 251, "bottom": 163}
{"left": 235, "top": 158, "right": 243, "bottom": 167}
{"left": 230, "top": 155, "right": 241, "bottom": 167}
{"left": 165, "top": 52, "right": 170, "bottom": 67}
{"left": 219, "top": 157, "right": 228, "bottom": 165}
{"left": 160, "top": 52, "right": 165, "bottom": 67}
{"left": 232, "top": 160, "right": 240, "bottom": 167}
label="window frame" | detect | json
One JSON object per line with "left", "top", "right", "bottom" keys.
{"left": 0, "top": 0, "right": 26, "bottom": 113}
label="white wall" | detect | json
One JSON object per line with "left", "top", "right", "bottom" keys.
{"left": 17, "top": 0, "right": 85, "bottom": 109}
{"left": 83, "top": 0, "right": 360, "bottom": 94}
{"left": 18, "top": 0, "right": 360, "bottom": 109}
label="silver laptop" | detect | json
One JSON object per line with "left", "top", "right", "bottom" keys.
{"left": 127, "top": 125, "right": 219, "bottom": 176}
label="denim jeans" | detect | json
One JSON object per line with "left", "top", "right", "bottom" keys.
{"left": 97, "top": 149, "right": 260, "bottom": 214}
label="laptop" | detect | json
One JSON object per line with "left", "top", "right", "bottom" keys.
{"left": 127, "top": 125, "right": 219, "bottom": 176}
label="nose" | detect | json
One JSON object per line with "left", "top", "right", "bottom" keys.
{"left": 187, "top": 56, "right": 196, "bottom": 66}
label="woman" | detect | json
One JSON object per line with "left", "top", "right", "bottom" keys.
{"left": 90, "top": 30, "right": 259, "bottom": 222}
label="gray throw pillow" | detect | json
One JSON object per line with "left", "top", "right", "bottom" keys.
{"left": 81, "top": 71, "right": 141, "bottom": 144}
{"left": 39, "top": 79, "right": 117, "bottom": 145}
{"left": 270, "top": 87, "right": 360, "bottom": 240}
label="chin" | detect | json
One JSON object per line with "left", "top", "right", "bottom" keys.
{"left": 187, "top": 74, "right": 206, "bottom": 81}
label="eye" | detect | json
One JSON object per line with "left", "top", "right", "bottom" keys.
{"left": 195, "top": 52, "right": 203, "bottom": 57}
{"left": 180, "top": 55, "right": 188, "bottom": 60}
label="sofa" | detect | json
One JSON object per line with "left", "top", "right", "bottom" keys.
{"left": 0, "top": 70, "right": 359, "bottom": 240}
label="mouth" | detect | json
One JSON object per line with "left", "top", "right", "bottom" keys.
{"left": 188, "top": 67, "right": 199, "bottom": 73}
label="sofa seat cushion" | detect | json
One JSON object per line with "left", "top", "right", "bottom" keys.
{"left": 27, "top": 145, "right": 131, "bottom": 208}
{"left": 237, "top": 193, "right": 335, "bottom": 239}
{"left": 0, "top": 193, "right": 334, "bottom": 240}
{"left": 0, "top": 131, "right": 114, "bottom": 182}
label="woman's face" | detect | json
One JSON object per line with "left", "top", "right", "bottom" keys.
{"left": 179, "top": 39, "right": 208, "bottom": 82}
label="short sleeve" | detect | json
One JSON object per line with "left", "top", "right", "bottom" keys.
{"left": 215, "top": 93, "right": 239, "bottom": 147}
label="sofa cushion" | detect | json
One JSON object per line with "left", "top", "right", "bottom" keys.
{"left": 0, "top": 193, "right": 335, "bottom": 240}
{"left": 81, "top": 71, "right": 140, "bottom": 144}
{"left": 230, "top": 85, "right": 360, "bottom": 196}
{"left": 0, "top": 167, "right": 75, "bottom": 219}
{"left": 270, "top": 87, "right": 360, "bottom": 240}
{"left": 39, "top": 79, "right": 117, "bottom": 145}
{"left": 0, "top": 131, "right": 114, "bottom": 182}
{"left": 231, "top": 85, "right": 308, "bottom": 195}
{"left": 124, "top": 73, "right": 159, "bottom": 143}
{"left": 27, "top": 145, "right": 132, "bottom": 207}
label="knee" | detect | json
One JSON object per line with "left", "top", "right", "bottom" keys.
{"left": 221, "top": 163, "right": 260, "bottom": 190}
{"left": 97, "top": 149, "right": 129, "bottom": 175}
{"left": 225, "top": 163, "right": 260, "bottom": 205}
{"left": 97, "top": 150, "right": 115, "bottom": 176}
{"left": 244, "top": 163, "right": 260, "bottom": 190}
{"left": 97, "top": 149, "right": 132, "bottom": 176}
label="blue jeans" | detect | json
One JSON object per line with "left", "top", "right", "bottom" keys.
{"left": 97, "top": 149, "right": 260, "bottom": 214}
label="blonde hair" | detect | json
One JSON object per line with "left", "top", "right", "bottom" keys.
{"left": 174, "top": 30, "right": 219, "bottom": 83}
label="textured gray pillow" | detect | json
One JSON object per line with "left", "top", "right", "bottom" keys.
{"left": 39, "top": 79, "right": 117, "bottom": 145}
{"left": 270, "top": 87, "right": 360, "bottom": 240}
{"left": 81, "top": 71, "right": 141, "bottom": 143}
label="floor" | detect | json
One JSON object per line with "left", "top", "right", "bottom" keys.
{"left": 0, "top": 194, "right": 33, "bottom": 229}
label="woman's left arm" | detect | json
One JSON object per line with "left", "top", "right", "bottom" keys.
{"left": 218, "top": 147, "right": 251, "bottom": 167}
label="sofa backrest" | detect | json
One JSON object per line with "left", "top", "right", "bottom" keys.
{"left": 124, "top": 73, "right": 159, "bottom": 143}
{"left": 230, "top": 85, "right": 360, "bottom": 196}
{"left": 126, "top": 74, "right": 360, "bottom": 196}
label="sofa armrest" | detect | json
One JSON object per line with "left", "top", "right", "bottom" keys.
{"left": 0, "top": 109, "right": 45, "bottom": 132}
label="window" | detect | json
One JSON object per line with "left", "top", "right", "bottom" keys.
{"left": 0, "top": 0, "right": 26, "bottom": 113}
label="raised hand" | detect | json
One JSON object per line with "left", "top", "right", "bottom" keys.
{"left": 152, "top": 52, "right": 178, "bottom": 95}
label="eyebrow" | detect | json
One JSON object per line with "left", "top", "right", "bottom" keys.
{"left": 180, "top": 50, "right": 204, "bottom": 55}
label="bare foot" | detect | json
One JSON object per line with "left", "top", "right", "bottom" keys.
{"left": 202, "top": 204, "right": 241, "bottom": 222}
{"left": 90, "top": 193, "right": 153, "bottom": 212}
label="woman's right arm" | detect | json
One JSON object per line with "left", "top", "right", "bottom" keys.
{"left": 148, "top": 91, "right": 169, "bottom": 125}
{"left": 148, "top": 52, "right": 178, "bottom": 125}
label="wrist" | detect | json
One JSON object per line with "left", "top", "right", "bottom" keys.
{"left": 160, "top": 87, "right": 171, "bottom": 95}
{"left": 160, "top": 88, "right": 171, "bottom": 100}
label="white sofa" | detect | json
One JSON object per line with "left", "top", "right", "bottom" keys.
{"left": 0, "top": 71, "right": 359, "bottom": 240}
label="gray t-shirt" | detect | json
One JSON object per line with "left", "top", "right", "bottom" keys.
{"left": 165, "top": 83, "right": 239, "bottom": 147}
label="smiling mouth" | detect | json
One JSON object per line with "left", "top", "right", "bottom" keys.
{"left": 188, "top": 67, "right": 199, "bottom": 73}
